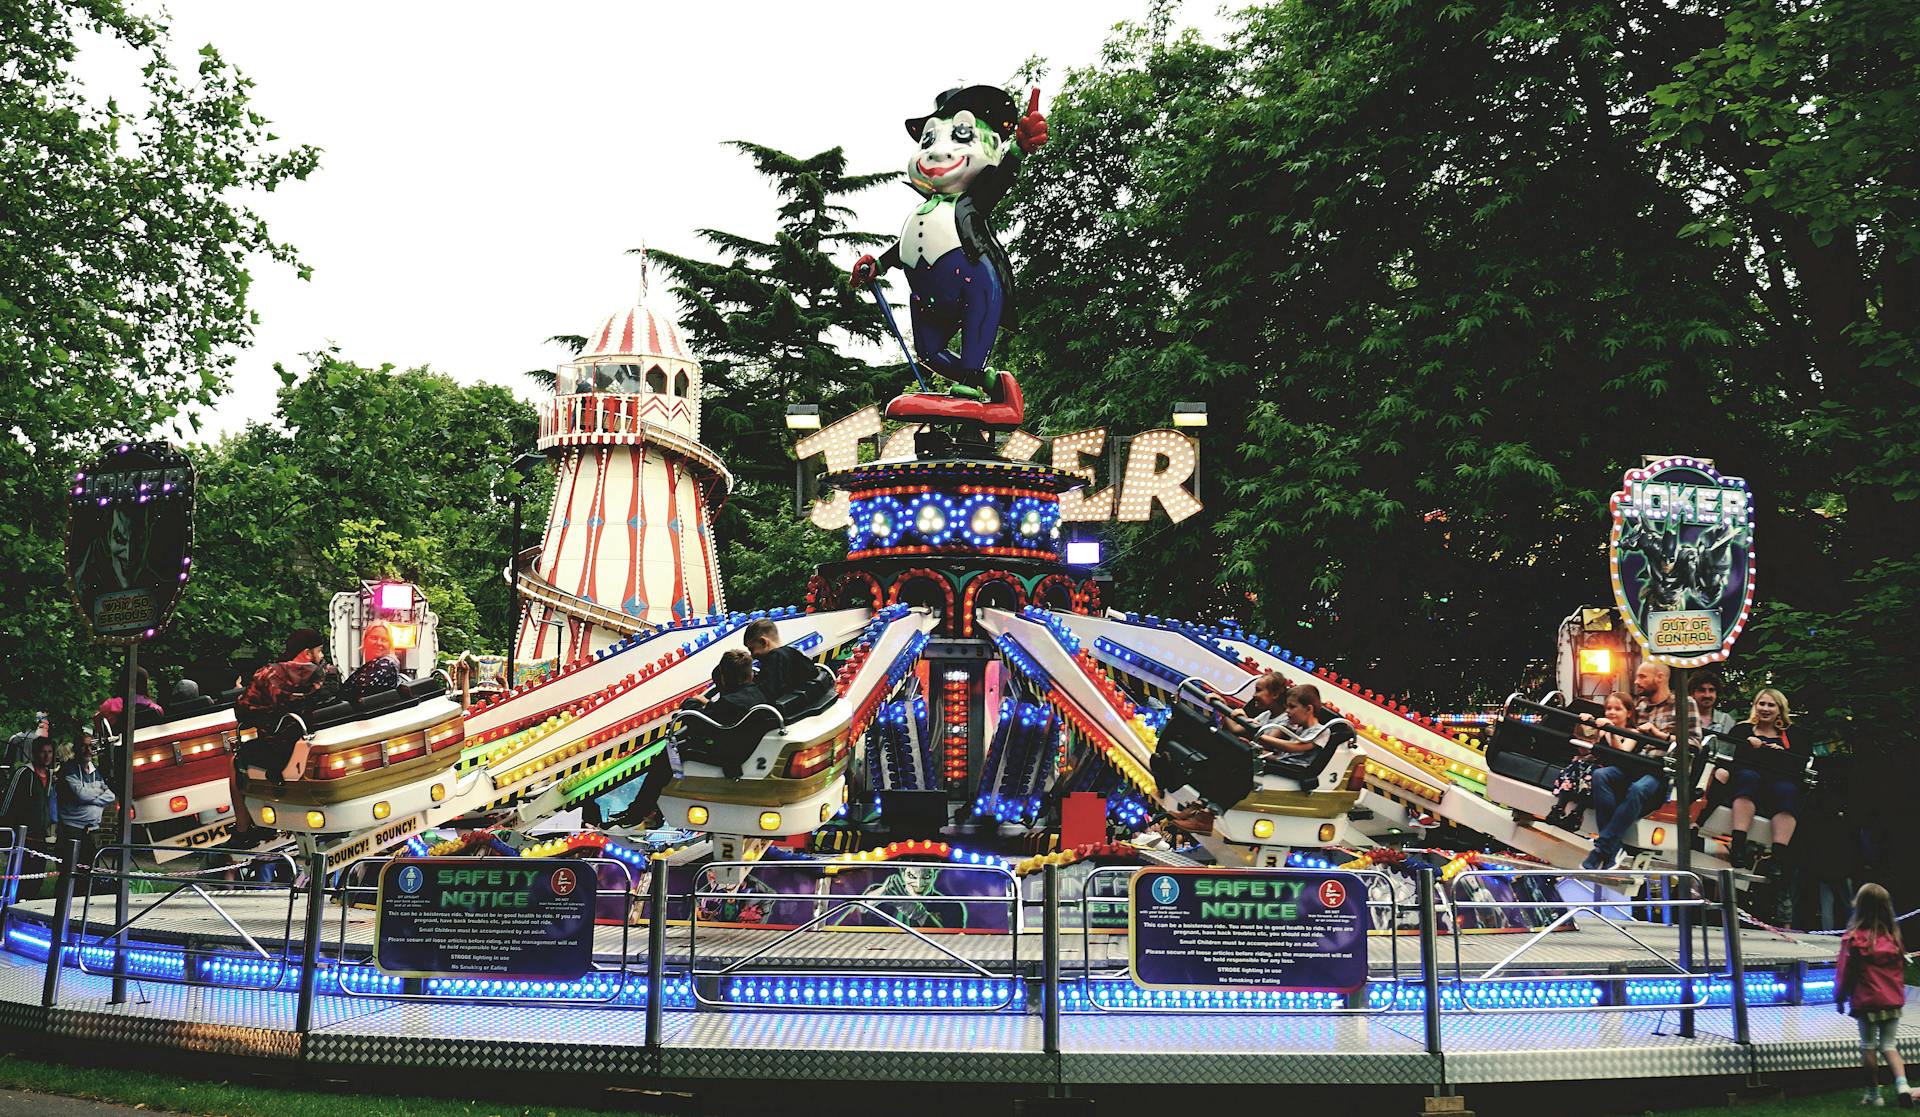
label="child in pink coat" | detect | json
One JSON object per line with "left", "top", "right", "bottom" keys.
{"left": 1836, "top": 883, "right": 1911, "bottom": 1107}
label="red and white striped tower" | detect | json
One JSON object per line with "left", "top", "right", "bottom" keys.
{"left": 513, "top": 300, "right": 732, "bottom": 675}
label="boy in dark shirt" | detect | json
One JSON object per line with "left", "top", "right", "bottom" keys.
{"left": 744, "top": 618, "right": 814, "bottom": 702}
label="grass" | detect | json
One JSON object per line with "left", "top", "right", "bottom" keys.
{"left": 0, "top": 1051, "right": 666, "bottom": 1117}
{"left": 1654, "top": 1086, "right": 1911, "bottom": 1116}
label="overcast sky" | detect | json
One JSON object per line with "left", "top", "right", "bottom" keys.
{"left": 94, "top": 1, "right": 1233, "bottom": 441}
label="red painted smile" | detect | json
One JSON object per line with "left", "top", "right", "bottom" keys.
{"left": 916, "top": 155, "right": 966, "bottom": 178}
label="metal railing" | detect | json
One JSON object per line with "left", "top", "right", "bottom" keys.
{"left": 18, "top": 845, "right": 1766, "bottom": 1055}
{"left": 1068, "top": 864, "right": 1408, "bottom": 1014}
{"left": 1446, "top": 868, "right": 1716, "bottom": 1013}
{"left": 687, "top": 859, "right": 1022, "bottom": 1011}
{"left": 325, "top": 855, "right": 639, "bottom": 1006}
{"left": 72, "top": 844, "right": 301, "bottom": 991}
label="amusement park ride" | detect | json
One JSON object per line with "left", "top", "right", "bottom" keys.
{"left": 107, "top": 84, "right": 1801, "bottom": 909}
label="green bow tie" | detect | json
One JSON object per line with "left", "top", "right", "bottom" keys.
{"left": 915, "top": 194, "right": 959, "bottom": 216}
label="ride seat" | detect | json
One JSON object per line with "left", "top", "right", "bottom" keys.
{"left": 155, "top": 695, "right": 216, "bottom": 723}
{"left": 1258, "top": 720, "right": 1356, "bottom": 791}
{"left": 1149, "top": 703, "right": 1256, "bottom": 811}
{"left": 773, "top": 664, "right": 838, "bottom": 723}
{"left": 676, "top": 705, "right": 784, "bottom": 779}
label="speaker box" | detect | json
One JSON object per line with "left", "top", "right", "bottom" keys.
{"left": 880, "top": 790, "right": 948, "bottom": 839}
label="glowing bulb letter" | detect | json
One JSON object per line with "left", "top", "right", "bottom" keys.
{"left": 1115, "top": 429, "right": 1201, "bottom": 523}
{"left": 1053, "top": 428, "right": 1114, "bottom": 522}
{"left": 999, "top": 429, "right": 1042, "bottom": 462}
{"left": 793, "top": 405, "right": 882, "bottom": 529}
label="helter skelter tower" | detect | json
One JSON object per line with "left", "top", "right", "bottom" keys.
{"left": 513, "top": 297, "right": 732, "bottom": 677}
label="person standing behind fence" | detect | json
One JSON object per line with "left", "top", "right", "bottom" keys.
{"left": 0, "top": 735, "right": 58, "bottom": 900}
{"left": 54, "top": 732, "right": 116, "bottom": 895}
{"left": 1835, "top": 882, "right": 1911, "bottom": 1107}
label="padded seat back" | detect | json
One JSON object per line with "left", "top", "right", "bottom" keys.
{"left": 160, "top": 695, "right": 217, "bottom": 723}
{"left": 1150, "top": 703, "right": 1256, "bottom": 810}
{"left": 1264, "top": 719, "right": 1356, "bottom": 789}
{"left": 677, "top": 706, "right": 783, "bottom": 775}
{"left": 774, "top": 665, "right": 838, "bottom": 722}
{"left": 404, "top": 677, "right": 446, "bottom": 700}
{"left": 349, "top": 688, "right": 410, "bottom": 717}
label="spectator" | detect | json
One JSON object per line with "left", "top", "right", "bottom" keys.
{"left": 1688, "top": 673, "right": 1736, "bottom": 740}
{"left": 1547, "top": 691, "right": 1631, "bottom": 830}
{"left": 0, "top": 734, "right": 58, "bottom": 900}
{"left": 1721, "top": 688, "right": 1803, "bottom": 872}
{"left": 236, "top": 627, "right": 339, "bottom": 787}
{"left": 1835, "top": 883, "right": 1910, "bottom": 1107}
{"left": 743, "top": 618, "right": 815, "bottom": 701}
{"left": 55, "top": 732, "right": 117, "bottom": 892}
{"left": 5, "top": 712, "right": 50, "bottom": 767}
{"left": 1582, "top": 662, "right": 1697, "bottom": 870}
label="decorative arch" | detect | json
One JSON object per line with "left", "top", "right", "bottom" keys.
{"left": 673, "top": 368, "right": 691, "bottom": 397}
{"left": 960, "top": 570, "right": 1027, "bottom": 635}
{"left": 1076, "top": 578, "right": 1104, "bottom": 615}
{"left": 887, "top": 567, "right": 957, "bottom": 631}
{"left": 1030, "top": 574, "right": 1079, "bottom": 612}
{"left": 646, "top": 365, "right": 668, "bottom": 393}
{"left": 827, "top": 570, "right": 884, "bottom": 613}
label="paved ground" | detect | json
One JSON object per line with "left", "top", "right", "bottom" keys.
{"left": 0, "top": 1089, "right": 142, "bottom": 1116}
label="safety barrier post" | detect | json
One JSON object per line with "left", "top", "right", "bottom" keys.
{"left": 1719, "top": 869, "right": 1749, "bottom": 1045}
{"left": 1418, "top": 866, "right": 1442, "bottom": 1057}
{"left": 1, "top": 830, "right": 20, "bottom": 911}
{"left": 295, "top": 852, "right": 327, "bottom": 1034}
{"left": 1042, "top": 863, "right": 1060, "bottom": 1056}
{"left": 39, "top": 838, "right": 80, "bottom": 1009}
{"left": 645, "top": 861, "right": 667, "bottom": 1051}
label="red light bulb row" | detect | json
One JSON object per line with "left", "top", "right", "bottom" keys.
{"left": 942, "top": 672, "right": 970, "bottom": 784}
{"left": 1072, "top": 649, "right": 1137, "bottom": 721}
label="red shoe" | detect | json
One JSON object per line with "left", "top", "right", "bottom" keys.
{"left": 885, "top": 371, "right": 1024, "bottom": 429}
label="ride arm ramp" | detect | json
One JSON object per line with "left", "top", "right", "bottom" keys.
{"left": 974, "top": 608, "right": 1156, "bottom": 795}
{"left": 1053, "top": 609, "right": 1597, "bottom": 868}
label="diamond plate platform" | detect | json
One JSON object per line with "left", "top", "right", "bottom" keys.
{"left": 3, "top": 910, "right": 1911, "bottom": 1089}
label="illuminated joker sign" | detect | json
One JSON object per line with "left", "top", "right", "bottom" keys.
{"left": 65, "top": 441, "right": 196, "bottom": 643}
{"left": 1607, "top": 456, "right": 1755, "bottom": 666}
{"left": 793, "top": 406, "right": 1201, "bottom": 530}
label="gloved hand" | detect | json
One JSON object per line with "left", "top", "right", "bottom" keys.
{"left": 849, "top": 254, "right": 879, "bottom": 288}
{"left": 1016, "top": 88, "right": 1049, "bottom": 153}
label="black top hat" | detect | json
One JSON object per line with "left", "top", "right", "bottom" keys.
{"left": 905, "top": 85, "right": 1021, "bottom": 140}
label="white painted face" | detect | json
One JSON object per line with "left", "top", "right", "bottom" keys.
{"left": 907, "top": 110, "right": 1005, "bottom": 197}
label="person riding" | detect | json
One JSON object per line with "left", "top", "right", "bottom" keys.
{"left": 1720, "top": 687, "right": 1803, "bottom": 872}
{"left": 95, "top": 666, "right": 164, "bottom": 736}
{"left": 1582, "top": 661, "right": 1698, "bottom": 870}
{"left": 607, "top": 649, "right": 770, "bottom": 830}
{"left": 1688, "top": 673, "right": 1737, "bottom": 740}
{"left": 743, "top": 618, "right": 814, "bottom": 702}
{"left": 342, "top": 623, "right": 403, "bottom": 703}
{"left": 1547, "top": 690, "right": 1634, "bottom": 830}
{"left": 236, "top": 627, "right": 340, "bottom": 787}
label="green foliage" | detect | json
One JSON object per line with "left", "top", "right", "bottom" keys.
{"left": 647, "top": 143, "right": 896, "bottom": 605}
{"left": 0, "top": 0, "right": 315, "bottom": 735}
{"left": 1007, "top": 1, "right": 1920, "bottom": 718}
{"left": 147, "top": 356, "right": 545, "bottom": 682}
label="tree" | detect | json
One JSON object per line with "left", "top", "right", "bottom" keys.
{"left": 0, "top": 0, "right": 316, "bottom": 733}
{"left": 147, "top": 356, "right": 544, "bottom": 691}
{"left": 1006, "top": 2, "right": 1912, "bottom": 703}
{"left": 647, "top": 144, "right": 899, "bottom": 606}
